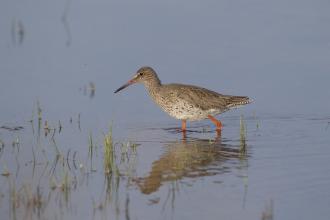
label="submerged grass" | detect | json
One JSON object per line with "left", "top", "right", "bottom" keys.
{"left": 60, "top": 171, "right": 71, "bottom": 204}
{"left": 37, "top": 100, "right": 42, "bottom": 122}
{"left": 8, "top": 181, "right": 48, "bottom": 219}
{"left": 1, "top": 164, "right": 10, "bottom": 177}
{"left": 253, "top": 111, "right": 260, "bottom": 130}
{"left": 0, "top": 139, "right": 4, "bottom": 159}
{"left": 88, "top": 132, "right": 94, "bottom": 158}
{"left": 78, "top": 113, "right": 81, "bottom": 131}
{"left": 58, "top": 120, "right": 62, "bottom": 133}
{"left": 22, "top": 185, "right": 45, "bottom": 215}
{"left": 88, "top": 132, "right": 96, "bottom": 171}
{"left": 37, "top": 101, "right": 42, "bottom": 136}
{"left": 12, "top": 136, "right": 20, "bottom": 148}
{"left": 261, "top": 200, "right": 274, "bottom": 220}
{"left": 9, "top": 181, "right": 18, "bottom": 220}
{"left": 239, "top": 115, "right": 247, "bottom": 157}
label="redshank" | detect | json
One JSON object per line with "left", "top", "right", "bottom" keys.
{"left": 114, "top": 66, "right": 251, "bottom": 132}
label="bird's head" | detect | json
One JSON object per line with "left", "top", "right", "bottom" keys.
{"left": 114, "top": 66, "right": 160, "bottom": 93}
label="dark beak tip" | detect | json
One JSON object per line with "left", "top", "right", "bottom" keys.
{"left": 114, "top": 88, "right": 123, "bottom": 94}
{"left": 114, "top": 81, "right": 133, "bottom": 94}
{"left": 114, "top": 89, "right": 121, "bottom": 94}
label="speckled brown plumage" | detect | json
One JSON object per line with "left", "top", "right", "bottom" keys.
{"left": 114, "top": 66, "right": 252, "bottom": 132}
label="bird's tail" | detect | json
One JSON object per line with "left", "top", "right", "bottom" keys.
{"left": 226, "top": 96, "right": 252, "bottom": 109}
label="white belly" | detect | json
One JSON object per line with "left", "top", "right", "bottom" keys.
{"left": 154, "top": 96, "right": 221, "bottom": 121}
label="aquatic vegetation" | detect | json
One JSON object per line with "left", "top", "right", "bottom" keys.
{"left": 261, "top": 200, "right": 274, "bottom": 220}
{"left": 0, "top": 125, "right": 24, "bottom": 131}
{"left": 88, "top": 132, "right": 96, "bottom": 171}
{"left": 81, "top": 82, "right": 96, "bottom": 98}
{"left": 8, "top": 182, "right": 49, "bottom": 219}
{"left": 44, "top": 120, "right": 50, "bottom": 136}
{"left": 78, "top": 113, "right": 81, "bottom": 130}
{"left": 239, "top": 115, "right": 247, "bottom": 157}
{"left": 49, "top": 176, "right": 57, "bottom": 190}
{"left": 9, "top": 181, "right": 18, "bottom": 219}
{"left": 35, "top": 100, "right": 43, "bottom": 137}
{"left": 11, "top": 18, "right": 25, "bottom": 46}
{"left": 253, "top": 111, "right": 260, "bottom": 130}
{"left": 37, "top": 100, "right": 42, "bottom": 122}
{"left": 103, "top": 127, "right": 117, "bottom": 175}
{"left": 12, "top": 136, "right": 20, "bottom": 148}
{"left": 60, "top": 171, "right": 71, "bottom": 204}
{"left": 0, "top": 100, "right": 255, "bottom": 220}
{"left": 58, "top": 120, "right": 62, "bottom": 133}
{"left": 89, "top": 82, "right": 96, "bottom": 98}
{"left": 61, "top": 0, "right": 72, "bottom": 47}
{"left": 1, "top": 164, "right": 10, "bottom": 177}
{"left": 88, "top": 132, "right": 94, "bottom": 158}
{"left": 21, "top": 185, "right": 46, "bottom": 215}
{"left": 0, "top": 139, "right": 5, "bottom": 148}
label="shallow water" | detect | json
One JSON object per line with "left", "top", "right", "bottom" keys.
{"left": 1, "top": 0, "right": 330, "bottom": 219}
{"left": 0, "top": 116, "right": 329, "bottom": 220}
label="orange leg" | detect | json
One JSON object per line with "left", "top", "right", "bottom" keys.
{"left": 208, "top": 115, "right": 222, "bottom": 131}
{"left": 181, "top": 120, "right": 187, "bottom": 131}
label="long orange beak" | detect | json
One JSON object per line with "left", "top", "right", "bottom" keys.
{"left": 114, "top": 79, "right": 135, "bottom": 93}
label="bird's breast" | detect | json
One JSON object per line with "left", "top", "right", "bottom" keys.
{"left": 148, "top": 90, "right": 217, "bottom": 121}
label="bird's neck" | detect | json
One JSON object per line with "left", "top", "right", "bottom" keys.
{"left": 144, "top": 77, "right": 162, "bottom": 93}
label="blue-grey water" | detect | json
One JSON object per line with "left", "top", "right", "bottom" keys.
{"left": 1, "top": 0, "right": 330, "bottom": 219}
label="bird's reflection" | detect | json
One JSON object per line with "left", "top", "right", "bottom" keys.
{"left": 135, "top": 132, "right": 247, "bottom": 195}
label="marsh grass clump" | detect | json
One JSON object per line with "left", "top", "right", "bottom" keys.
{"left": 8, "top": 183, "right": 47, "bottom": 219}
{"left": 239, "top": 115, "right": 247, "bottom": 156}
{"left": 100, "top": 127, "right": 122, "bottom": 215}
{"left": 103, "top": 127, "right": 117, "bottom": 175}
{"left": 88, "top": 132, "right": 96, "bottom": 171}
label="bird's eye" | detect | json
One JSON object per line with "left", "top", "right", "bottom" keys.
{"left": 139, "top": 72, "right": 144, "bottom": 76}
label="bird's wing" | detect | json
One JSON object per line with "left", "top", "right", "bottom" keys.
{"left": 163, "top": 84, "right": 233, "bottom": 111}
